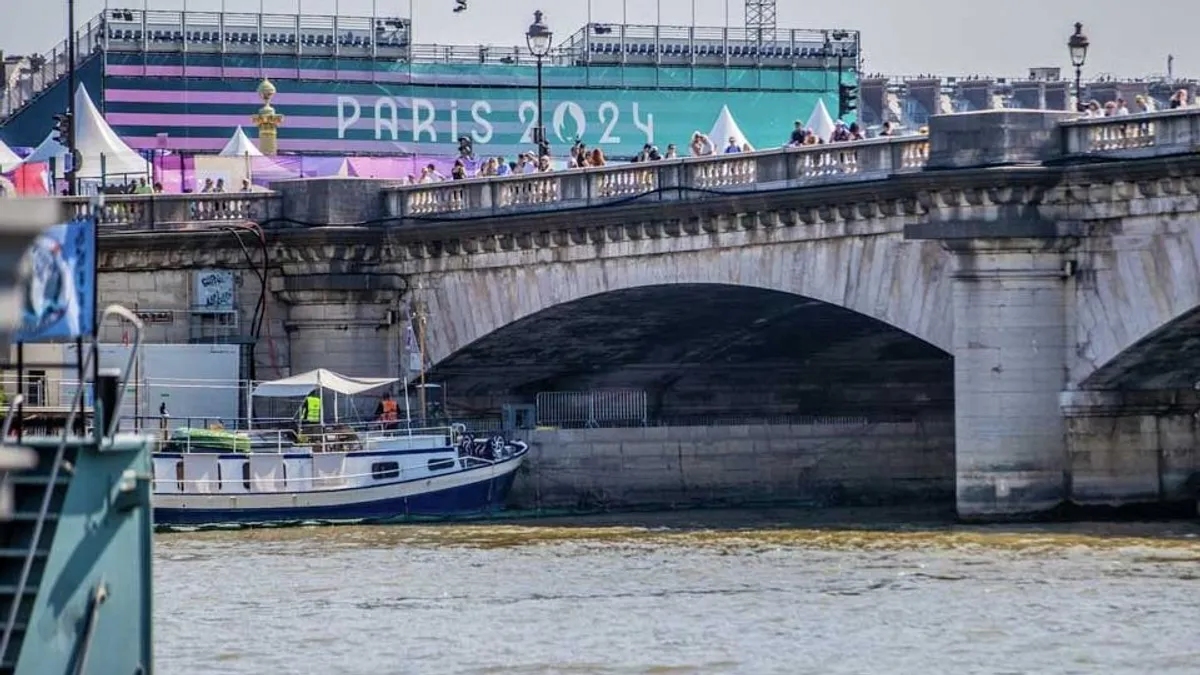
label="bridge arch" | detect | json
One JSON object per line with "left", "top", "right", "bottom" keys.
{"left": 420, "top": 237, "right": 952, "bottom": 368}
{"left": 1082, "top": 304, "right": 1200, "bottom": 390}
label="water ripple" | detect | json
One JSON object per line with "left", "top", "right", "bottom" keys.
{"left": 154, "top": 509, "right": 1200, "bottom": 675}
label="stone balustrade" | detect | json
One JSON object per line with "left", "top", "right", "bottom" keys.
{"left": 385, "top": 136, "right": 932, "bottom": 220}
{"left": 57, "top": 192, "right": 281, "bottom": 230}
{"left": 1062, "top": 107, "right": 1200, "bottom": 158}
{"left": 40, "top": 107, "right": 1197, "bottom": 231}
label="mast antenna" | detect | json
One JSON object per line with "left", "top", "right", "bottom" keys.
{"left": 744, "top": 0, "right": 776, "bottom": 46}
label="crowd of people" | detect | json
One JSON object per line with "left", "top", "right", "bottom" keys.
{"left": 1079, "top": 88, "right": 1193, "bottom": 118}
{"left": 407, "top": 117, "right": 904, "bottom": 184}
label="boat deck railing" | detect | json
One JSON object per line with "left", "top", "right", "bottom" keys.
{"left": 150, "top": 449, "right": 505, "bottom": 493}
{"left": 154, "top": 420, "right": 468, "bottom": 455}
{"left": 0, "top": 304, "right": 146, "bottom": 665}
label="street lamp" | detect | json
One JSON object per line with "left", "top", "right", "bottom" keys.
{"left": 66, "top": 0, "right": 78, "bottom": 195}
{"left": 525, "top": 10, "right": 553, "bottom": 157}
{"left": 1067, "top": 22, "right": 1090, "bottom": 112}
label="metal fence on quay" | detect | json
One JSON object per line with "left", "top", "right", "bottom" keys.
{"left": 534, "top": 390, "right": 648, "bottom": 428}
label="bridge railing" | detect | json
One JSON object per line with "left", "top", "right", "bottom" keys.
{"left": 1061, "top": 107, "right": 1200, "bottom": 159}
{"left": 385, "top": 136, "right": 931, "bottom": 220}
{"left": 58, "top": 193, "right": 281, "bottom": 231}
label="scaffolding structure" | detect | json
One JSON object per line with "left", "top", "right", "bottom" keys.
{"left": 744, "top": 0, "right": 777, "bottom": 45}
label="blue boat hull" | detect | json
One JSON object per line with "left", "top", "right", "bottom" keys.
{"left": 153, "top": 464, "right": 521, "bottom": 527}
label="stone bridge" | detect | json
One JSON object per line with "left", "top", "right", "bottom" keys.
{"left": 84, "top": 106, "right": 1200, "bottom": 520}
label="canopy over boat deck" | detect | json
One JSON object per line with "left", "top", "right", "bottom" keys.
{"left": 251, "top": 369, "right": 399, "bottom": 426}
{"left": 251, "top": 369, "right": 398, "bottom": 399}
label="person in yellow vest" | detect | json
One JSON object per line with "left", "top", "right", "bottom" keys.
{"left": 299, "top": 390, "right": 322, "bottom": 433}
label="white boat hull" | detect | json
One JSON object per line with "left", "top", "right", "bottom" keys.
{"left": 152, "top": 441, "right": 528, "bottom": 527}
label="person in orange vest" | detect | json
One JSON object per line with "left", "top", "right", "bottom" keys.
{"left": 375, "top": 392, "right": 400, "bottom": 429}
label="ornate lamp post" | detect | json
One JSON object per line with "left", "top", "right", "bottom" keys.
{"left": 1068, "top": 22, "right": 1090, "bottom": 112}
{"left": 525, "top": 10, "right": 553, "bottom": 158}
{"left": 251, "top": 79, "right": 285, "bottom": 156}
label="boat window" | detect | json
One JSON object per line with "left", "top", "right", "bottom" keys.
{"left": 427, "top": 458, "right": 456, "bottom": 472}
{"left": 216, "top": 464, "right": 223, "bottom": 490}
{"left": 242, "top": 462, "right": 251, "bottom": 491}
{"left": 372, "top": 462, "right": 400, "bottom": 480}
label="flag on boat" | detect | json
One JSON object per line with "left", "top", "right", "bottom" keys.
{"left": 404, "top": 324, "right": 423, "bottom": 375}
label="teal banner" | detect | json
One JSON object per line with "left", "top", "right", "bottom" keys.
{"left": 101, "top": 54, "right": 855, "bottom": 157}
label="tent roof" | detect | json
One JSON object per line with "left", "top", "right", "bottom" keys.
{"left": 218, "top": 126, "right": 264, "bottom": 157}
{"left": 252, "top": 368, "right": 398, "bottom": 398}
{"left": 72, "top": 84, "right": 151, "bottom": 178}
{"left": 806, "top": 99, "right": 836, "bottom": 142}
{"left": 0, "top": 138, "right": 22, "bottom": 171}
{"left": 22, "top": 133, "right": 67, "bottom": 165}
{"left": 708, "top": 105, "right": 754, "bottom": 151}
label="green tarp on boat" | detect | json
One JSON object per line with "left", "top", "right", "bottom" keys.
{"left": 168, "top": 428, "right": 251, "bottom": 453}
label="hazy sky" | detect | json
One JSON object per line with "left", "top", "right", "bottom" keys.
{"left": 1, "top": 0, "right": 1195, "bottom": 80}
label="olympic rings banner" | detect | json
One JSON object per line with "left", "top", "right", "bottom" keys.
{"left": 14, "top": 216, "right": 96, "bottom": 343}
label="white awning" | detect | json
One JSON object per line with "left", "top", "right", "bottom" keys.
{"left": 251, "top": 368, "right": 398, "bottom": 398}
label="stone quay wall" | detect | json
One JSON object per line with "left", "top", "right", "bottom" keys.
{"left": 508, "top": 418, "right": 955, "bottom": 511}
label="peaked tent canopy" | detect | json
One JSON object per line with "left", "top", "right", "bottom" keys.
{"left": 72, "top": 83, "right": 151, "bottom": 179}
{"left": 708, "top": 105, "right": 754, "bottom": 151}
{"left": 806, "top": 99, "right": 836, "bottom": 143}
{"left": 0, "top": 138, "right": 22, "bottom": 171}
{"left": 218, "top": 126, "right": 264, "bottom": 157}
{"left": 22, "top": 133, "right": 67, "bottom": 166}
{"left": 252, "top": 369, "right": 399, "bottom": 398}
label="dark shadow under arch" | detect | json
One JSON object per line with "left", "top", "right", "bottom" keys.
{"left": 427, "top": 284, "right": 952, "bottom": 421}
{"left": 1084, "top": 305, "right": 1200, "bottom": 390}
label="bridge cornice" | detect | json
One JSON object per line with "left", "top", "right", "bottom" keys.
{"left": 92, "top": 152, "right": 1200, "bottom": 276}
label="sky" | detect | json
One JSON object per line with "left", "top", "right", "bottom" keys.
{"left": 0, "top": 0, "right": 1196, "bottom": 81}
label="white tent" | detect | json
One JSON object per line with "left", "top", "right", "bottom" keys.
{"left": 22, "top": 133, "right": 68, "bottom": 168}
{"left": 0, "top": 138, "right": 22, "bottom": 171}
{"left": 218, "top": 126, "right": 264, "bottom": 157}
{"left": 72, "top": 83, "right": 151, "bottom": 179}
{"left": 252, "top": 368, "right": 398, "bottom": 399}
{"left": 708, "top": 105, "right": 754, "bottom": 151}
{"left": 806, "top": 99, "right": 837, "bottom": 143}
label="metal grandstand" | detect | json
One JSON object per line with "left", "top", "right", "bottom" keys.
{"left": 0, "top": 7, "right": 861, "bottom": 120}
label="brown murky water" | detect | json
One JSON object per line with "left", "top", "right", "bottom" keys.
{"left": 153, "top": 508, "right": 1200, "bottom": 675}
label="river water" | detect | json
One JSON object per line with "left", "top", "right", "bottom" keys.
{"left": 154, "top": 508, "right": 1200, "bottom": 675}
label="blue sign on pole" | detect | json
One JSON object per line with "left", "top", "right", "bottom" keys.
{"left": 14, "top": 216, "right": 96, "bottom": 343}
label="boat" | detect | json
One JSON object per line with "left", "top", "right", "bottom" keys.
{"left": 0, "top": 201, "right": 155, "bottom": 674}
{"left": 150, "top": 368, "right": 529, "bottom": 527}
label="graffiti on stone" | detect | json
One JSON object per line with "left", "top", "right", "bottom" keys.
{"left": 193, "top": 270, "right": 235, "bottom": 313}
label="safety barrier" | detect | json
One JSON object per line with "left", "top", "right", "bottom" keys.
{"left": 535, "top": 390, "right": 648, "bottom": 428}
